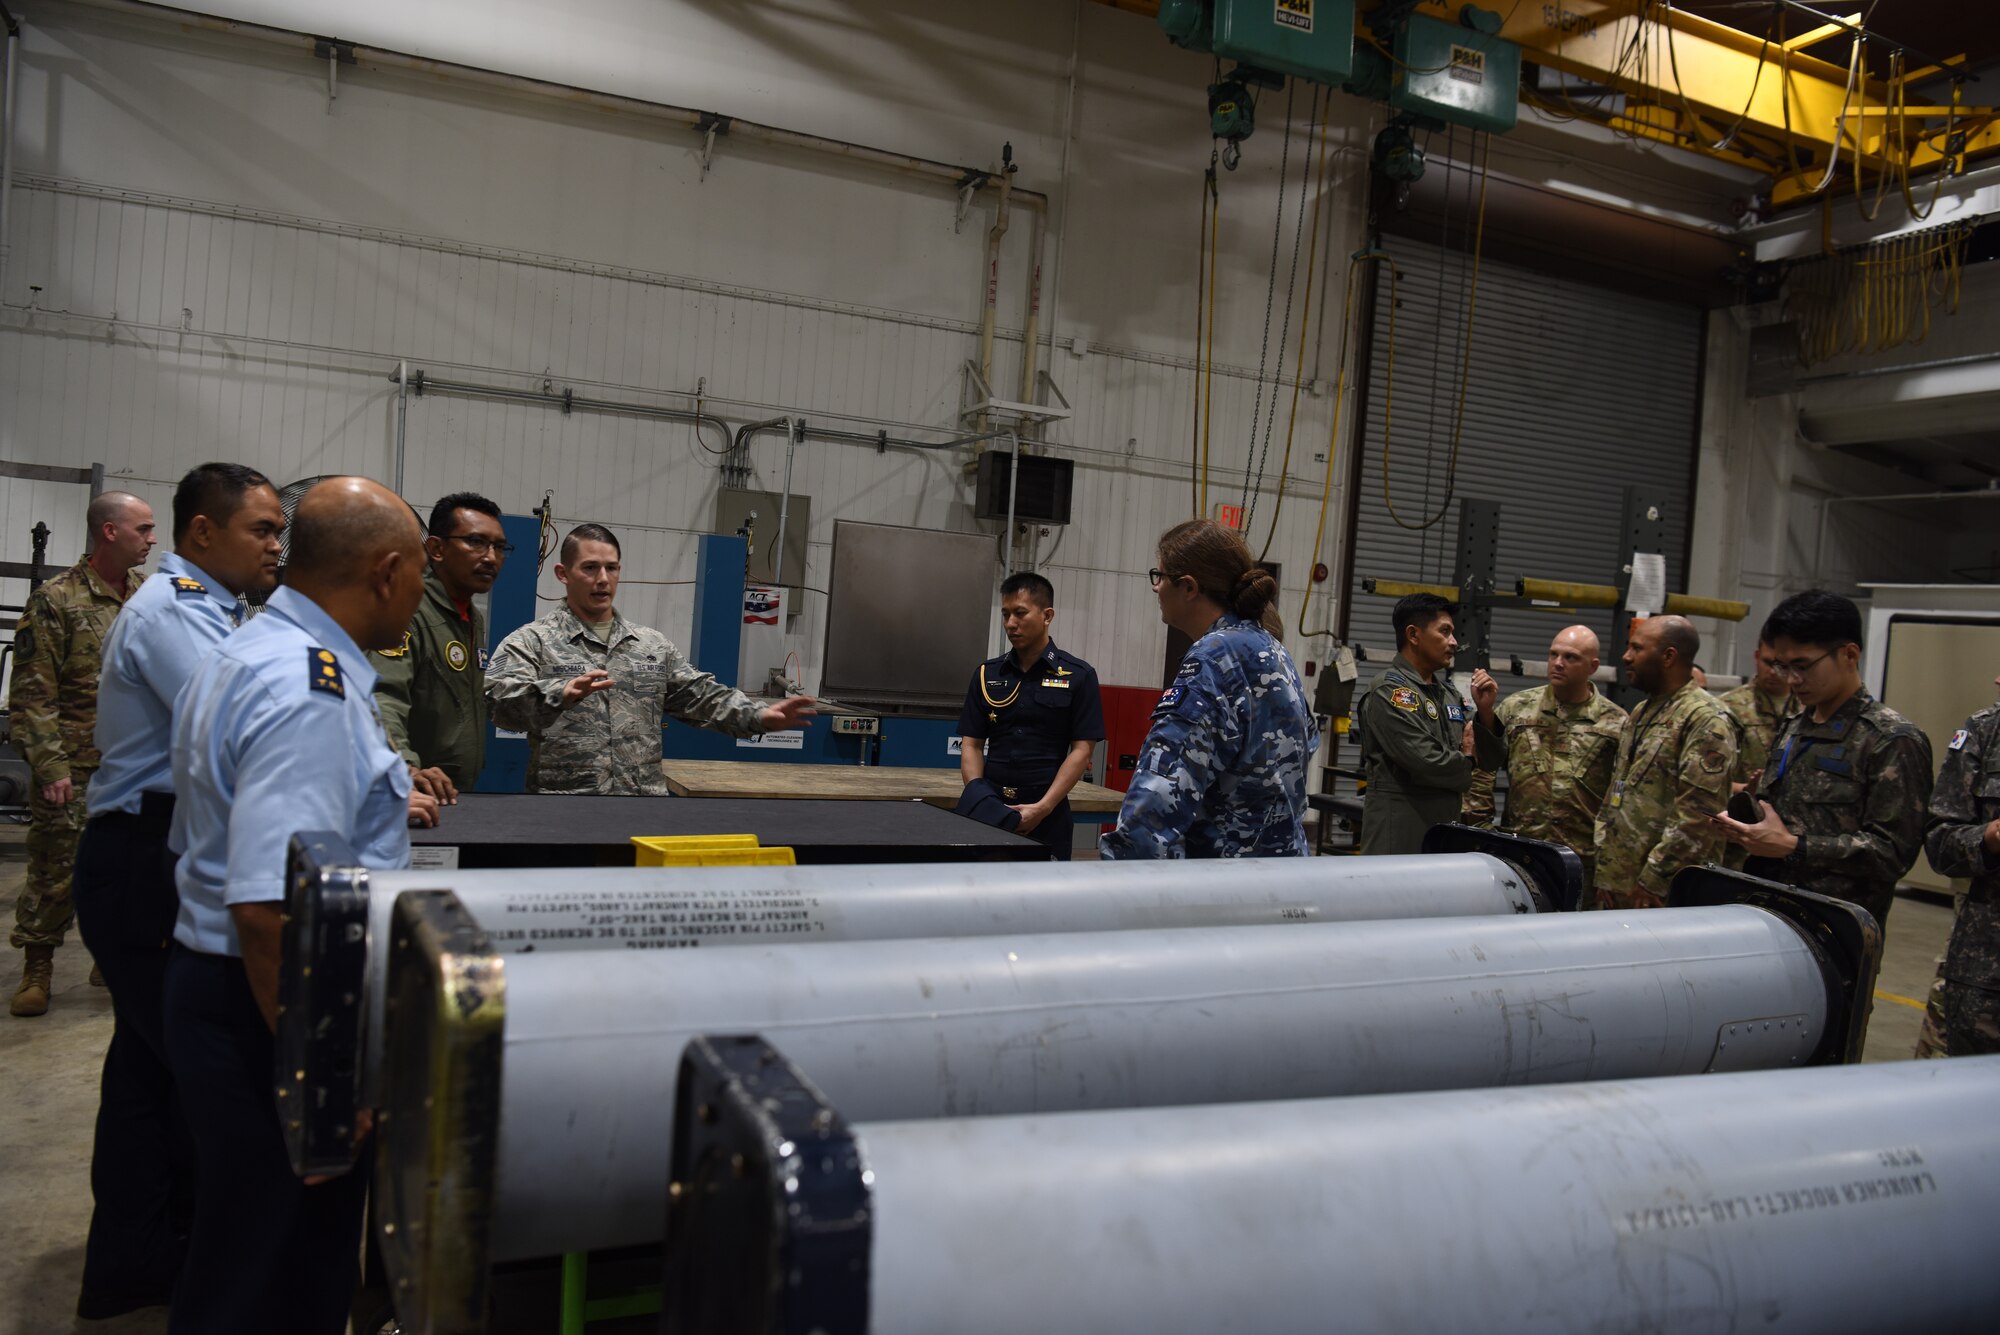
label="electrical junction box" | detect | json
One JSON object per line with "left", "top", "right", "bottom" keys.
{"left": 829, "top": 715, "right": 880, "bottom": 737}
{"left": 975, "top": 450, "right": 1074, "bottom": 526}
{"left": 1390, "top": 12, "right": 1519, "bottom": 133}
{"left": 1213, "top": 0, "right": 1355, "bottom": 86}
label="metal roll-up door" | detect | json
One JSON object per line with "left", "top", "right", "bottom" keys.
{"left": 1345, "top": 236, "right": 1703, "bottom": 688}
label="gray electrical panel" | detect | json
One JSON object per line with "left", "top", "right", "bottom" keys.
{"left": 713, "top": 489, "right": 811, "bottom": 592}
{"left": 822, "top": 521, "right": 994, "bottom": 710}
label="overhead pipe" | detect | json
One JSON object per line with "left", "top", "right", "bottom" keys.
{"left": 392, "top": 359, "right": 408, "bottom": 495}
{"left": 1033, "top": 0, "right": 1083, "bottom": 417}
{"left": 66, "top": 1, "right": 1048, "bottom": 216}
{"left": 979, "top": 153, "right": 1015, "bottom": 429}
{"left": 390, "top": 365, "right": 734, "bottom": 457}
{"left": 772, "top": 417, "right": 798, "bottom": 588}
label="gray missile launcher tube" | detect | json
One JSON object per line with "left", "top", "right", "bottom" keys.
{"left": 671, "top": 1037, "right": 2000, "bottom": 1335}
{"left": 375, "top": 870, "right": 1873, "bottom": 1332}
{"left": 277, "top": 828, "right": 1561, "bottom": 1176}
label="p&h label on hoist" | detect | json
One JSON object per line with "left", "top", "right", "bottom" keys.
{"left": 1275, "top": 0, "right": 1313, "bottom": 34}
{"left": 1450, "top": 44, "right": 1487, "bottom": 85}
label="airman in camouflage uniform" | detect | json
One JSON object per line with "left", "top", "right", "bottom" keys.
{"left": 1464, "top": 685, "right": 1626, "bottom": 885}
{"left": 1716, "top": 644, "right": 1797, "bottom": 871}
{"left": 1099, "top": 613, "right": 1317, "bottom": 858}
{"left": 1592, "top": 616, "right": 1736, "bottom": 911}
{"left": 484, "top": 523, "right": 813, "bottom": 795}
{"left": 1915, "top": 697, "right": 2000, "bottom": 1057}
{"left": 9, "top": 493, "right": 155, "bottom": 1015}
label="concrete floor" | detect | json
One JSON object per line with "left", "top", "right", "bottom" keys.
{"left": 0, "top": 823, "right": 1959, "bottom": 1333}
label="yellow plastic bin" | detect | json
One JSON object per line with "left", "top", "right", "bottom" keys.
{"left": 629, "top": 835, "right": 796, "bottom": 867}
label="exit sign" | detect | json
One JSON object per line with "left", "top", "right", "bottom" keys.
{"left": 1215, "top": 503, "right": 1243, "bottom": 529}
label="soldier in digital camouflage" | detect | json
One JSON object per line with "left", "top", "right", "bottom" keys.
{"left": 1354, "top": 592, "right": 1503, "bottom": 857}
{"left": 8, "top": 491, "right": 155, "bottom": 1016}
{"left": 1463, "top": 625, "right": 1626, "bottom": 886}
{"left": 1715, "top": 590, "right": 1932, "bottom": 938}
{"left": 485, "top": 523, "right": 816, "bottom": 795}
{"left": 1915, "top": 678, "right": 2000, "bottom": 1058}
{"left": 1101, "top": 520, "right": 1317, "bottom": 859}
{"left": 1592, "top": 615, "right": 1735, "bottom": 911}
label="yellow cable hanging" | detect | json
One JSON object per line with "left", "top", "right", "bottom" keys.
{"left": 1381, "top": 130, "right": 1490, "bottom": 532}
{"left": 1200, "top": 163, "right": 1220, "bottom": 517}
{"left": 1258, "top": 94, "right": 1336, "bottom": 564}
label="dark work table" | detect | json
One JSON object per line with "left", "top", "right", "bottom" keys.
{"left": 409, "top": 792, "right": 1045, "bottom": 867}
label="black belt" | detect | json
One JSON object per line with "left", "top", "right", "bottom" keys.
{"left": 90, "top": 791, "right": 177, "bottom": 825}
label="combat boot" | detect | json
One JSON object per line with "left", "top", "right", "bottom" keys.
{"left": 10, "top": 946, "right": 54, "bottom": 1017}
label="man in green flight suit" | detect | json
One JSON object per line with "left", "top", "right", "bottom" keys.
{"left": 1356, "top": 593, "right": 1503, "bottom": 856}
{"left": 370, "top": 492, "right": 508, "bottom": 797}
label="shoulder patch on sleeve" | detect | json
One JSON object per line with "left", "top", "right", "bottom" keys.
{"left": 1154, "top": 684, "right": 1186, "bottom": 716}
{"left": 1175, "top": 658, "right": 1200, "bottom": 679}
{"left": 1949, "top": 729, "right": 1969, "bottom": 752}
{"left": 377, "top": 630, "right": 412, "bottom": 659}
{"left": 1387, "top": 686, "right": 1421, "bottom": 712}
{"left": 171, "top": 576, "right": 209, "bottom": 599}
{"left": 307, "top": 647, "right": 346, "bottom": 699}
{"left": 12, "top": 625, "right": 33, "bottom": 660}
{"left": 1698, "top": 748, "right": 1728, "bottom": 774}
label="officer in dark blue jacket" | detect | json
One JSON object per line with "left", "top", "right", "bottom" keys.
{"left": 958, "top": 572, "right": 1105, "bottom": 860}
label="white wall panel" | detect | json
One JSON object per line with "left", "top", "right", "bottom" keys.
{"left": 2, "top": 1, "right": 1377, "bottom": 709}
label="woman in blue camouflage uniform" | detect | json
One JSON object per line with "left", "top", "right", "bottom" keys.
{"left": 1100, "top": 520, "right": 1317, "bottom": 859}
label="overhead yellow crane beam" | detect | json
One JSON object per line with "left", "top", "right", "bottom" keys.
{"left": 1093, "top": 2, "right": 1991, "bottom": 209}
{"left": 1407, "top": 0, "right": 1995, "bottom": 207}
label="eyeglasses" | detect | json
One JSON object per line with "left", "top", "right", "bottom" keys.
{"left": 1147, "top": 568, "right": 1182, "bottom": 589}
{"left": 445, "top": 535, "right": 515, "bottom": 557}
{"left": 1770, "top": 648, "right": 1835, "bottom": 681}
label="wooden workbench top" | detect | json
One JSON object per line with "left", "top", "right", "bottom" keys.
{"left": 657, "top": 760, "right": 1126, "bottom": 813}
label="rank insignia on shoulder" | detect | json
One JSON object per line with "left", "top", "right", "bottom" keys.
{"left": 1388, "top": 687, "right": 1420, "bottom": 712}
{"left": 1949, "top": 729, "right": 1969, "bottom": 752}
{"left": 171, "top": 576, "right": 208, "bottom": 598}
{"left": 308, "top": 647, "right": 346, "bottom": 699}
{"left": 378, "top": 631, "right": 412, "bottom": 659}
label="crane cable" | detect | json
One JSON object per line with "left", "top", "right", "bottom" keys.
{"left": 1294, "top": 245, "right": 1397, "bottom": 643}
{"left": 1192, "top": 147, "right": 1218, "bottom": 516}
{"left": 1239, "top": 82, "right": 1299, "bottom": 526}
{"left": 1257, "top": 91, "right": 1336, "bottom": 562}
{"left": 1380, "top": 131, "right": 1491, "bottom": 533}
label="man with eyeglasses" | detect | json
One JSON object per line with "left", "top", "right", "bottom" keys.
{"left": 370, "top": 492, "right": 509, "bottom": 795}
{"left": 1713, "top": 589, "right": 1932, "bottom": 935}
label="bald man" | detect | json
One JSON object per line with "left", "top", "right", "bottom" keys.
{"left": 163, "top": 478, "right": 434, "bottom": 1335}
{"left": 8, "top": 490, "right": 154, "bottom": 1015}
{"left": 1462, "top": 626, "right": 1627, "bottom": 886}
{"left": 1591, "top": 615, "right": 1737, "bottom": 911}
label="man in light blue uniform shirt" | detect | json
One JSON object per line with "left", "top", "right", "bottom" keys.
{"left": 70, "top": 463, "right": 284, "bottom": 1320}
{"left": 162, "top": 477, "right": 435, "bottom": 1335}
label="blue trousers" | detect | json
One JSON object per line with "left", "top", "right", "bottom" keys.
{"left": 162, "top": 944, "right": 369, "bottom": 1335}
{"left": 70, "top": 800, "right": 193, "bottom": 1309}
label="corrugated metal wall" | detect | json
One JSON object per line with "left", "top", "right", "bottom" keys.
{"left": 0, "top": 172, "right": 1347, "bottom": 695}
{"left": 1345, "top": 236, "right": 1704, "bottom": 687}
